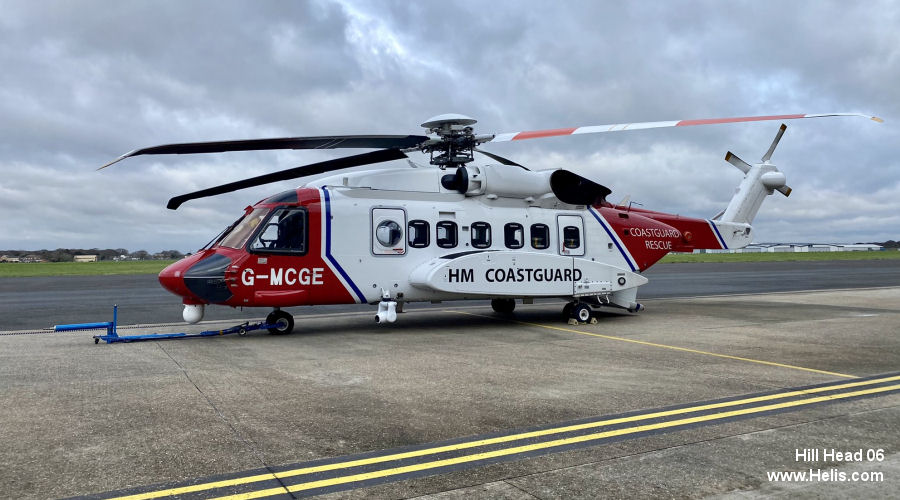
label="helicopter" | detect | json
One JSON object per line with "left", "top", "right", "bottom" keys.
{"left": 102, "top": 112, "right": 881, "bottom": 334}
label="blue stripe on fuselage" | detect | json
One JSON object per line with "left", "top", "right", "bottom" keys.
{"left": 322, "top": 187, "right": 367, "bottom": 303}
{"left": 588, "top": 207, "right": 637, "bottom": 272}
{"left": 707, "top": 219, "right": 729, "bottom": 249}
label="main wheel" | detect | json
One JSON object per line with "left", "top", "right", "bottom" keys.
{"left": 562, "top": 302, "right": 574, "bottom": 320}
{"left": 266, "top": 310, "right": 294, "bottom": 335}
{"left": 571, "top": 303, "right": 592, "bottom": 323}
{"left": 491, "top": 298, "right": 516, "bottom": 314}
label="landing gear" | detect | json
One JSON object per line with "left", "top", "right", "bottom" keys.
{"left": 562, "top": 302, "right": 573, "bottom": 320}
{"left": 491, "top": 298, "right": 516, "bottom": 314}
{"left": 572, "top": 303, "right": 592, "bottom": 323}
{"left": 266, "top": 309, "right": 294, "bottom": 335}
{"left": 563, "top": 302, "right": 592, "bottom": 323}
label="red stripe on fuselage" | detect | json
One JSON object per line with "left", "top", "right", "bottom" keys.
{"left": 215, "top": 188, "right": 357, "bottom": 308}
{"left": 606, "top": 205, "right": 726, "bottom": 252}
{"left": 512, "top": 127, "right": 578, "bottom": 140}
{"left": 596, "top": 207, "right": 680, "bottom": 271}
{"left": 596, "top": 204, "right": 731, "bottom": 270}
{"left": 676, "top": 115, "right": 805, "bottom": 127}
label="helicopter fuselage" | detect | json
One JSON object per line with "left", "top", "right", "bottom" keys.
{"left": 159, "top": 166, "right": 749, "bottom": 323}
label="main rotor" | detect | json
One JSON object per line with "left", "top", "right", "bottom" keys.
{"left": 416, "top": 113, "right": 494, "bottom": 168}
{"left": 99, "top": 111, "right": 880, "bottom": 209}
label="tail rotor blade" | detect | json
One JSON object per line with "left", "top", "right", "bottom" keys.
{"left": 761, "top": 124, "right": 787, "bottom": 162}
{"left": 166, "top": 149, "right": 407, "bottom": 210}
{"left": 776, "top": 185, "right": 792, "bottom": 197}
{"left": 725, "top": 151, "right": 752, "bottom": 174}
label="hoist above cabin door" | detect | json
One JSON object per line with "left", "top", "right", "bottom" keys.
{"left": 372, "top": 207, "right": 407, "bottom": 256}
{"left": 557, "top": 215, "right": 585, "bottom": 256}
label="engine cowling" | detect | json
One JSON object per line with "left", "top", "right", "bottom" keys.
{"left": 549, "top": 169, "right": 612, "bottom": 205}
{"left": 441, "top": 165, "right": 610, "bottom": 205}
{"left": 442, "top": 165, "right": 552, "bottom": 197}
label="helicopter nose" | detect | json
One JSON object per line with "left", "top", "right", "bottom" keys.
{"left": 180, "top": 253, "right": 233, "bottom": 303}
{"left": 159, "top": 259, "right": 193, "bottom": 298}
{"left": 159, "top": 253, "right": 233, "bottom": 303}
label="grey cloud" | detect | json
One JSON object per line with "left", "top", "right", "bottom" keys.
{"left": 0, "top": 0, "right": 896, "bottom": 252}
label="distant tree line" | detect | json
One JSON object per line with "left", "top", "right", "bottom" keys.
{"left": 0, "top": 248, "right": 185, "bottom": 262}
{"left": 2, "top": 241, "right": 897, "bottom": 263}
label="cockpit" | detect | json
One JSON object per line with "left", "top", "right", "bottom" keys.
{"left": 216, "top": 206, "right": 308, "bottom": 254}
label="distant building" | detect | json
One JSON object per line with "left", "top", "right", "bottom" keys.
{"left": 807, "top": 244, "right": 840, "bottom": 252}
{"left": 74, "top": 255, "right": 98, "bottom": 262}
{"left": 841, "top": 244, "right": 884, "bottom": 252}
{"left": 0, "top": 255, "right": 44, "bottom": 262}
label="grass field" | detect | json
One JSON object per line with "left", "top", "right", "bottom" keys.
{"left": 0, "top": 260, "right": 177, "bottom": 278}
{"left": 1, "top": 250, "right": 898, "bottom": 278}
{"left": 661, "top": 250, "right": 900, "bottom": 263}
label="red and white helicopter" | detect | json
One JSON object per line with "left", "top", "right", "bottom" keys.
{"left": 103, "top": 112, "right": 880, "bottom": 333}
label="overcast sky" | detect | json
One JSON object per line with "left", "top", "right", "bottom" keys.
{"left": 1, "top": 0, "right": 897, "bottom": 252}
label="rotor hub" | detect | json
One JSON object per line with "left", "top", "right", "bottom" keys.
{"left": 419, "top": 114, "right": 489, "bottom": 168}
{"left": 420, "top": 113, "right": 478, "bottom": 131}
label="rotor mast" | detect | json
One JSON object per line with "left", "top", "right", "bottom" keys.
{"left": 417, "top": 114, "right": 494, "bottom": 168}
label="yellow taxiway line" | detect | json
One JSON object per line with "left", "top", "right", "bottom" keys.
{"left": 106, "top": 375, "right": 900, "bottom": 500}
{"left": 452, "top": 311, "right": 857, "bottom": 379}
{"left": 216, "top": 383, "right": 900, "bottom": 499}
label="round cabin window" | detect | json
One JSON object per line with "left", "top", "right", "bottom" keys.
{"left": 375, "top": 220, "right": 402, "bottom": 247}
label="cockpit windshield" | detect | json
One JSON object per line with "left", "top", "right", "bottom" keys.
{"left": 218, "top": 208, "right": 268, "bottom": 249}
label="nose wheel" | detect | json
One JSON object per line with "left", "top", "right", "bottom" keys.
{"left": 266, "top": 309, "right": 294, "bottom": 335}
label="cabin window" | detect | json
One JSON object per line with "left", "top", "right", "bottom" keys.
{"left": 531, "top": 223, "right": 550, "bottom": 249}
{"left": 375, "top": 220, "right": 403, "bottom": 247}
{"left": 408, "top": 220, "right": 430, "bottom": 248}
{"left": 504, "top": 223, "right": 524, "bottom": 249}
{"left": 471, "top": 222, "right": 492, "bottom": 248}
{"left": 248, "top": 207, "right": 307, "bottom": 254}
{"left": 436, "top": 221, "right": 458, "bottom": 248}
{"left": 563, "top": 226, "right": 581, "bottom": 249}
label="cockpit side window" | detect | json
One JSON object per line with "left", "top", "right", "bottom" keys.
{"left": 248, "top": 208, "right": 308, "bottom": 254}
{"left": 219, "top": 208, "right": 269, "bottom": 249}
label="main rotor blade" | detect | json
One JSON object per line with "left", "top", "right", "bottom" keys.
{"left": 101, "top": 135, "right": 427, "bottom": 169}
{"left": 761, "top": 123, "right": 787, "bottom": 162}
{"left": 487, "top": 113, "right": 882, "bottom": 143}
{"left": 166, "top": 149, "right": 407, "bottom": 210}
{"left": 474, "top": 148, "right": 528, "bottom": 170}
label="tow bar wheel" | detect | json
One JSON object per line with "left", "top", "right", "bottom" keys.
{"left": 266, "top": 310, "right": 294, "bottom": 335}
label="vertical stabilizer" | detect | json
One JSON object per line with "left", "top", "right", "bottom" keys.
{"left": 718, "top": 124, "right": 791, "bottom": 225}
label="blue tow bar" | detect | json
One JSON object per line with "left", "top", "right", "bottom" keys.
{"left": 53, "top": 305, "right": 274, "bottom": 344}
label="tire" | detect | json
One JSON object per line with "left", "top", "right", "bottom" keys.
{"left": 266, "top": 310, "right": 294, "bottom": 335}
{"left": 572, "top": 303, "right": 592, "bottom": 322}
{"left": 562, "top": 302, "right": 574, "bottom": 320}
{"left": 491, "top": 298, "right": 516, "bottom": 314}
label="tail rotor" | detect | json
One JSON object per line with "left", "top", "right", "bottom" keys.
{"left": 719, "top": 124, "right": 793, "bottom": 224}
